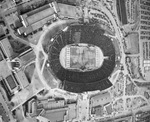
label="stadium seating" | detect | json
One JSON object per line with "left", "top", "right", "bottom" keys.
{"left": 48, "top": 24, "right": 115, "bottom": 93}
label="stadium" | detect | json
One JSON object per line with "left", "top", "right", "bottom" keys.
{"left": 38, "top": 21, "right": 117, "bottom": 93}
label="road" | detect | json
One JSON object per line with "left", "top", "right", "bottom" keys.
{"left": 77, "top": 94, "right": 90, "bottom": 121}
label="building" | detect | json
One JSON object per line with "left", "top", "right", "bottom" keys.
{"left": 40, "top": 108, "right": 67, "bottom": 122}
{"left": 17, "top": 2, "right": 58, "bottom": 35}
{"left": 17, "top": 1, "right": 83, "bottom": 35}
{"left": 0, "top": 38, "right": 14, "bottom": 59}
{"left": 0, "top": 38, "right": 31, "bottom": 99}
{"left": 38, "top": 99, "right": 65, "bottom": 110}
{"left": 67, "top": 103, "right": 77, "bottom": 120}
{"left": 0, "top": 25, "right": 5, "bottom": 39}
{"left": 91, "top": 105, "right": 104, "bottom": 116}
{"left": 0, "top": 50, "right": 12, "bottom": 78}
{"left": 26, "top": 98, "right": 37, "bottom": 117}
{"left": 1, "top": 74, "right": 20, "bottom": 97}
{"left": 90, "top": 92, "right": 112, "bottom": 107}
{"left": 90, "top": 92, "right": 112, "bottom": 117}
{"left": 113, "top": 115, "right": 133, "bottom": 122}
{"left": 15, "top": 48, "right": 36, "bottom": 67}
{"left": 126, "top": 0, "right": 139, "bottom": 24}
{"left": 142, "top": 41, "right": 150, "bottom": 71}
{"left": 135, "top": 110, "right": 150, "bottom": 122}
{"left": 105, "top": 104, "right": 113, "bottom": 115}
{"left": 139, "top": 0, "right": 150, "bottom": 78}
{"left": 0, "top": 39, "right": 20, "bottom": 98}
{"left": 39, "top": 101, "right": 77, "bottom": 121}
{"left": 14, "top": 70, "right": 29, "bottom": 89}
{"left": 25, "top": 98, "right": 77, "bottom": 121}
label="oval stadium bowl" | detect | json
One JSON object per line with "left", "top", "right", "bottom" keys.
{"left": 59, "top": 43, "right": 104, "bottom": 72}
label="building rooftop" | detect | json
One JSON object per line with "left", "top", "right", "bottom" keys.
{"left": 0, "top": 25, "right": 5, "bottom": 38}
{"left": 17, "top": 2, "right": 56, "bottom": 35}
{"left": 0, "top": 38, "right": 14, "bottom": 59}
{"left": 18, "top": 48, "right": 36, "bottom": 67}
{"left": 90, "top": 92, "right": 112, "bottom": 107}
{"left": 14, "top": 70, "right": 29, "bottom": 88}
{"left": 41, "top": 108, "right": 67, "bottom": 122}
{"left": 0, "top": 60, "right": 12, "bottom": 79}
{"left": 92, "top": 105, "right": 104, "bottom": 116}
